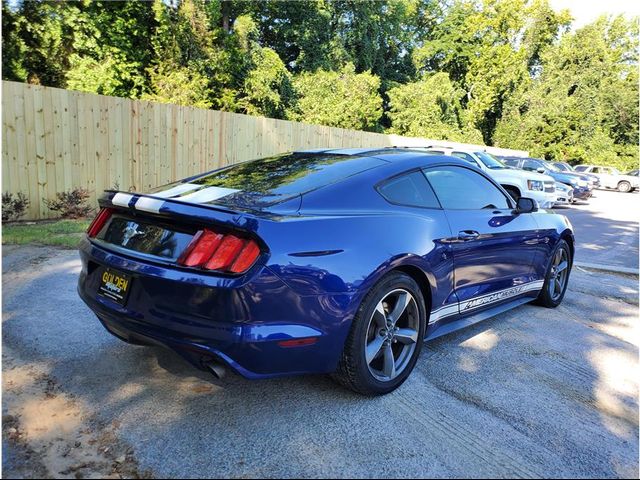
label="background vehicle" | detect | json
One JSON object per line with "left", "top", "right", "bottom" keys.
{"left": 626, "top": 169, "right": 638, "bottom": 177}
{"left": 574, "top": 165, "right": 639, "bottom": 193}
{"left": 553, "top": 161, "right": 601, "bottom": 188}
{"left": 78, "top": 148, "right": 574, "bottom": 395}
{"left": 417, "top": 147, "right": 557, "bottom": 208}
{"left": 553, "top": 182, "right": 573, "bottom": 207}
{"left": 502, "top": 157, "right": 592, "bottom": 202}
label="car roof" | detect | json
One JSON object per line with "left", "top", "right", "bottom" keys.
{"left": 176, "top": 149, "right": 473, "bottom": 210}
{"left": 291, "top": 148, "right": 475, "bottom": 180}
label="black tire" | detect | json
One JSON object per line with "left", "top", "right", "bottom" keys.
{"left": 503, "top": 186, "right": 521, "bottom": 202}
{"left": 618, "top": 181, "right": 631, "bottom": 193}
{"left": 535, "top": 239, "right": 572, "bottom": 308}
{"left": 332, "top": 272, "right": 427, "bottom": 395}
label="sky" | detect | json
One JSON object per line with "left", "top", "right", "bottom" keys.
{"left": 550, "top": 0, "right": 640, "bottom": 28}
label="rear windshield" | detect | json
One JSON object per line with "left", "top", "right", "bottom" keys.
{"left": 149, "top": 153, "right": 386, "bottom": 209}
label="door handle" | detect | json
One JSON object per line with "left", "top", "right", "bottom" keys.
{"left": 458, "top": 230, "right": 480, "bottom": 240}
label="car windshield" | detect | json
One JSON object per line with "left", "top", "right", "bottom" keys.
{"left": 555, "top": 163, "right": 571, "bottom": 172}
{"left": 541, "top": 160, "right": 560, "bottom": 172}
{"left": 474, "top": 151, "right": 506, "bottom": 169}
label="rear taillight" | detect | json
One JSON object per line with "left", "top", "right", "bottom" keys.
{"left": 178, "top": 229, "right": 262, "bottom": 274}
{"left": 87, "top": 208, "right": 113, "bottom": 237}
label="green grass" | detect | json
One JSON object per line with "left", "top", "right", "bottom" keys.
{"left": 2, "top": 219, "right": 91, "bottom": 249}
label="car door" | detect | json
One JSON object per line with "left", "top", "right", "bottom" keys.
{"left": 423, "top": 165, "right": 543, "bottom": 315}
{"left": 592, "top": 166, "right": 616, "bottom": 188}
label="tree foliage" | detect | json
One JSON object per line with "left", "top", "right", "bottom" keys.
{"left": 289, "top": 63, "right": 383, "bottom": 130}
{"left": 494, "top": 15, "right": 639, "bottom": 169}
{"left": 387, "top": 72, "right": 482, "bottom": 143}
{"left": 2, "top": 0, "right": 638, "bottom": 168}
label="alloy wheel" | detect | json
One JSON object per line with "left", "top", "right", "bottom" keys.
{"left": 549, "top": 247, "right": 569, "bottom": 301}
{"left": 364, "top": 289, "right": 419, "bottom": 382}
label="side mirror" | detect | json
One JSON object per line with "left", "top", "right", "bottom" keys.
{"left": 536, "top": 167, "right": 545, "bottom": 174}
{"left": 515, "top": 197, "right": 538, "bottom": 214}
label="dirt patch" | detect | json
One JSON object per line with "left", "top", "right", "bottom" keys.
{"left": 2, "top": 348, "right": 153, "bottom": 479}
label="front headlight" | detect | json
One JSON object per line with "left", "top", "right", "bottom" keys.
{"left": 578, "top": 180, "right": 588, "bottom": 187}
{"left": 527, "top": 180, "right": 544, "bottom": 191}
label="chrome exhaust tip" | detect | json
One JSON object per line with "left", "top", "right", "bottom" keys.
{"left": 204, "top": 360, "right": 226, "bottom": 379}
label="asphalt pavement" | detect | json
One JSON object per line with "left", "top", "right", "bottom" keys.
{"left": 557, "top": 189, "right": 639, "bottom": 270}
{"left": 2, "top": 244, "right": 638, "bottom": 478}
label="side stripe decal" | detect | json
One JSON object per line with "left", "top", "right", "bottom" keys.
{"left": 429, "top": 280, "right": 544, "bottom": 324}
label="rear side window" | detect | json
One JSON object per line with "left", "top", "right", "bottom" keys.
{"left": 378, "top": 171, "right": 440, "bottom": 208}
{"left": 424, "top": 166, "right": 510, "bottom": 210}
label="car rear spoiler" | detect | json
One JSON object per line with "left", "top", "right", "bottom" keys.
{"left": 98, "top": 190, "right": 279, "bottom": 234}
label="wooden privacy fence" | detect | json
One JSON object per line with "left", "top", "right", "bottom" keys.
{"left": 2, "top": 81, "right": 527, "bottom": 220}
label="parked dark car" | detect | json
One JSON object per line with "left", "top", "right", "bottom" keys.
{"left": 552, "top": 161, "right": 601, "bottom": 189}
{"left": 78, "top": 148, "right": 574, "bottom": 395}
{"left": 502, "top": 157, "right": 592, "bottom": 201}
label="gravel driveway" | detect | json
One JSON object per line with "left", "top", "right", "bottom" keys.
{"left": 2, "top": 245, "right": 638, "bottom": 478}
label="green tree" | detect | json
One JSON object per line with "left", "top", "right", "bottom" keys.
{"left": 288, "top": 63, "right": 383, "bottom": 131}
{"left": 227, "top": 15, "right": 295, "bottom": 118}
{"left": 65, "top": 1, "right": 155, "bottom": 97}
{"left": 3, "top": 0, "right": 78, "bottom": 86}
{"left": 494, "top": 15, "right": 639, "bottom": 169}
{"left": 387, "top": 72, "right": 482, "bottom": 143}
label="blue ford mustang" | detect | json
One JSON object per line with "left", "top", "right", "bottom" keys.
{"left": 78, "top": 148, "right": 574, "bottom": 395}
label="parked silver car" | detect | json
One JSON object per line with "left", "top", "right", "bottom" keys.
{"left": 573, "top": 165, "right": 639, "bottom": 193}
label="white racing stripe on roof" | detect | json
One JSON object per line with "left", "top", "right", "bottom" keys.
{"left": 112, "top": 192, "right": 134, "bottom": 207}
{"left": 151, "top": 183, "right": 201, "bottom": 198}
{"left": 175, "top": 186, "right": 239, "bottom": 204}
{"left": 135, "top": 197, "right": 165, "bottom": 213}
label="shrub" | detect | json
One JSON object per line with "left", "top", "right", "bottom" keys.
{"left": 2, "top": 192, "right": 30, "bottom": 223}
{"left": 45, "top": 188, "right": 93, "bottom": 219}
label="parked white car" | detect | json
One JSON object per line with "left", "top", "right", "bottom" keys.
{"left": 573, "top": 165, "right": 639, "bottom": 193}
{"left": 419, "top": 147, "right": 557, "bottom": 208}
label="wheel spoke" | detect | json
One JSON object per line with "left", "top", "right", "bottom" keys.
{"left": 554, "top": 278, "right": 562, "bottom": 295}
{"left": 382, "top": 344, "right": 396, "bottom": 378}
{"left": 554, "top": 249, "right": 562, "bottom": 266}
{"left": 556, "top": 260, "right": 568, "bottom": 273}
{"left": 373, "top": 302, "right": 387, "bottom": 329}
{"left": 366, "top": 336, "right": 385, "bottom": 364}
{"left": 388, "top": 292, "right": 410, "bottom": 325}
{"left": 395, "top": 328, "right": 418, "bottom": 345}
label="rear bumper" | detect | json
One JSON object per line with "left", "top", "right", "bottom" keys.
{"left": 77, "top": 238, "right": 355, "bottom": 378}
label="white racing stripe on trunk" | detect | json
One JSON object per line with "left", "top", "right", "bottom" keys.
{"left": 135, "top": 197, "right": 165, "bottom": 213}
{"left": 175, "top": 186, "right": 239, "bottom": 204}
{"left": 112, "top": 193, "right": 134, "bottom": 208}
{"left": 151, "top": 183, "right": 201, "bottom": 198}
